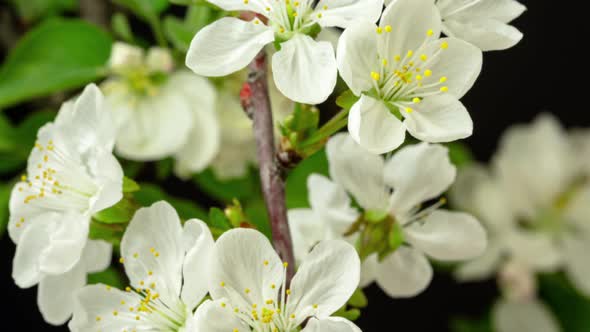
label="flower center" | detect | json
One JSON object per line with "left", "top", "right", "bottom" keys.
{"left": 246, "top": 0, "right": 325, "bottom": 39}
{"left": 368, "top": 28, "right": 450, "bottom": 115}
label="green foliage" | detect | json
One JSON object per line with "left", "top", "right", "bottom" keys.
{"left": 242, "top": 198, "right": 272, "bottom": 239}
{"left": 0, "top": 19, "right": 112, "bottom": 109}
{"left": 122, "top": 177, "right": 140, "bottom": 193}
{"left": 88, "top": 267, "right": 127, "bottom": 289}
{"left": 0, "top": 111, "right": 56, "bottom": 173}
{"left": 336, "top": 90, "right": 360, "bottom": 111}
{"left": 446, "top": 142, "right": 474, "bottom": 168}
{"left": 0, "top": 183, "right": 11, "bottom": 238}
{"left": 112, "top": 13, "right": 135, "bottom": 43}
{"left": 450, "top": 315, "right": 493, "bottom": 332}
{"left": 10, "top": 0, "right": 77, "bottom": 22}
{"left": 163, "top": 5, "right": 224, "bottom": 52}
{"left": 134, "top": 183, "right": 208, "bottom": 221}
{"left": 348, "top": 288, "right": 368, "bottom": 309}
{"left": 193, "top": 168, "right": 260, "bottom": 203}
{"left": 112, "top": 0, "right": 170, "bottom": 22}
{"left": 285, "top": 148, "right": 329, "bottom": 209}
{"left": 540, "top": 273, "right": 590, "bottom": 332}
{"left": 93, "top": 198, "right": 138, "bottom": 224}
{"left": 208, "top": 207, "right": 232, "bottom": 236}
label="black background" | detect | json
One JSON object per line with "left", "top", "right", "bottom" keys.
{"left": 2, "top": 0, "right": 587, "bottom": 330}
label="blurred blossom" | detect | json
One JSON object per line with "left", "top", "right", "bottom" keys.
{"left": 7, "top": 85, "right": 122, "bottom": 324}
{"left": 289, "top": 133, "right": 486, "bottom": 298}
{"left": 102, "top": 42, "right": 220, "bottom": 177}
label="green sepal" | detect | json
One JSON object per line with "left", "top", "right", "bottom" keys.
{"left": 364, "top": 210, "right": 389, "bottom": 224}
{"left": 112, "top": 13, "right": 135, "bottom": 43}
{"left": 335, "top": 90, "right": 360, "bottom": 111}
{"left": 122, "top": 177, "right": 140, "bottom": 193}
{"left": 93, "top": 197, "right": 138, "bottom": 224}
{"left": 348, "top": 288, "right": 368, "bottom": 309}
{"left": 388, "top": 221, "right": 404, "bottom": 251}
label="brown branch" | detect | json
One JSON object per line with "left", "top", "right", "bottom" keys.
{"left": 241, "top": 51, "right": 296, "bottom": 282}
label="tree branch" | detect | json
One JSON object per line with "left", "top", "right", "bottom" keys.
{"left": 241, "top": 51, "right": 296, "bottom": 281}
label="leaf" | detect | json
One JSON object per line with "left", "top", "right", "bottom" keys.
{"left": 0, "top": 183, "right": 12, "bottom": 238}
{"left": 93, "top": 198, "right": 137, "bottom": 224}
{"left": 540, "top": 273, "right": 590, "bottom": 332}
{"left": 134, "top": 183, "right": 208, "bottom": 221}
{"left": 112, "top": 12, "right": 135, "bottom": 43}
{"left": 348, "top": 288, "right": 368, "bottom": 308}
{"left": 163, "top": 5, "right": 222, "bottom": 52}
{"left": 0, "top": 19, "right": 112, "bottom": 109}
{"left": 242, "top": 199, "right": 272, "bottom": 239}
{"left": 193, "top": 168, "right": 260, "bottom": 203}
{"left": 208, "top": 207, "right": 232, "bottom": 231}
{"left": 285, "top": 148, "right": 329, "bottom": 209}
{"left": 112, "top": 0, "right": 170, "bottom": 22}
{"left": 450, "top": 316, "right": 493, "bottom": 332}
{"left": 163, "top": 15, "right": 195, "bottom": 52}
{"left": 122, "top": 177, "right": 140, "bottom": 193}
{"left": 335, "top": 89, "right": 360, "bottom": 111}
{"left": 87, "top": 267, "right": 127, "bottom": 289}
{"left": 446, "top": 142, "right": 474, "bottom": 168}
{"left": 10, "top": 0, "right": 78, "bottom": 22}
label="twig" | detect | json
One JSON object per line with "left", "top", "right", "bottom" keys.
{"left": 241, "top": 51, "right": 296, "bottom": 281}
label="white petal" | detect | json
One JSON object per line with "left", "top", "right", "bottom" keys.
{"left": 302, "top": 317, "right": 362, "bottom": 332}
{"left": 563, "top": 235, "right": 590, "bottom": 297}
{"left": 421, "top": 37, "right": 482, "bottom": 98}
{"left": 375, "top": 246, "right": 433, "bottom": 298}
{"left": 314, "top": 0, "right": 383, "bottom": 28}
{"left": 39, "top": 211, "right": 89, "bottom": 275}
{"left": 69, "top": 284, "right": 145, "bottom": 332}
{"left": 288, "top": 209, "right": 327, "bottom": 263}
{"left": 505, "top": 231, "right": 562, "bottom": 272}
{"left": 493, "top": 299, "right": 561, "bottom": 332}
{"left": 186, "top": 17, "right": 274, "bottom": 77}
{"left": 326, "top": 133, "right": 389, "bottom": 211}
{"left": 89, "top": 148, "right": 124, "bottom": 213}
{"left": 172, "top": 72, "right": 221, "bottom": 177}
{"left": 192, "top": 299, "right": 250, "bottom": 332}
{"left": 360, "top": 254, "right": 378, "bottom": 288}
{"left": 564, "top": 185, "right": 590, "bottom": 234}
{"left": 348, "top": 94, "right": 406, "bottom": 154}
{"left": 272, "top": 34, "right": 337, "bottom": 104}
{"left": 7, "top": 184, "right": 46, "bottom": 243}
{"left": 405, "top": 210, "right": 487, "bottom": 261}
{"left": 404, "top": 94, "right": 473, "bottom": 143}
{"left": 12, "top": 218, "right": 54, "bottom": 288}
{"left": 387, "top": 143, "right": 456, "bottom": 214}
{"left": 181, "top": 219, "right": 215, "bottom": 309}
{"left": 336, "top": 20, "right": 379, "bottom": 95}
{"left": 288, "top": 240, "right": 360, "bottom": 325}
{"left": 448, "top": 0, "right": 527, "bottom": 23}
{"left": 38, "top": 262, "right": 86, "bottom": 325}
{"left": 203, "top": 0, "right": 268, "bottom": 15}
{"left": 81, "top": 240, "right": 112, "bottom": 274}
{"left": 379, "top": 0, "right": 442, "bottom": 57}
{"left": 455, "top": 241, "right": 504, "bottom": 281}
{"left": 114, "top": 88, "right": 194, "bottom": 160}
{"left": 120, "top": 201, "right": 184, "bottom": 302}
{"left": 443, "top": 19, "right": 523, "bottom": 51}
{"left": 308, "top": 174, "right": 359, "bottom": 234}
{"left": 209, "top": 228, "right": 283, "bottom": 307}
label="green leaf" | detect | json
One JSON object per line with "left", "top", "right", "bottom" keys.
{"left": 134, "top": 183, "right": 208, "bottom": 220}
{"left": 10, "top": 0, "right": 78, "bottom": 22}
{"left": 0, "top": 19, "right": 112, "bottom": 109}
{"left": 122, "top": 177, "right": 140, "bottom": 193}
{"left": 540, "top": 273, "right": 590, "bottom": 332}
{"left": 113, "top": 0, "right": 170, "bottom": 21}
{"left": 163, "top": 16, "right": 194, "bottom": 52}
{"left": 112, "top": 12, "right": 135, "bottom": 43}
{"left": 208, "top": 207, "right": 232, "bottom": 231}
{"left": 285, "top": 149, "right": 329, "bottom": 209}
{"left": 446, "top": 142, "right": 474, "bottom": 168}
{"left": 93, "top": 198, "right": 137, "bottom": 224}
{"left": 242, "top": 199, "right": 272, "bottom": 239}
{"left": 0, "top": 183, "right": 12, "bottom": 238}
{"left": 89, "top": 221, "right": 125, "bottom": 246}
{"left": 193, "top": 168, "right": 260, "bottom": 203}
{"left": 335, "top": 90, "right": 360, "bottom": 111}
{"left": 450, "top": 316, "right": 493, "bottom": 332}
{"left": 88, "top": 267, "right": 127, "bottom": 289}
{"left": 348, "top": 288, "right": 368, "bottom": 308}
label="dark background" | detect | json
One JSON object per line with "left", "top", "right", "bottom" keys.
{"left": 2, "top": 0, "right": 587, "bottom": 330}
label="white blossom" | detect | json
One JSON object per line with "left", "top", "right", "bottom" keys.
{"left": 193, "top": 228, "right": 361, "bottom": 332}
{"left": 289, "top": 133, "right": 486, "bottom": 298}
{"left": 69, "top": 201, "right": 214, "bottom": 332}
{"left": 186, "top": 0, "right": 383, "bottom": 104}
{"left": 337, "top": 0, "right": 482, "bottom": 154}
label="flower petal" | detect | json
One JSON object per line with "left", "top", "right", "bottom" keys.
{"left": 336, "top": 20, "right": 379, "bottom": 95}
{"left": 89, "top": 148, "right": 124, "bottom": 213}
{"left": 403, "top": 94, "right": 473, "bottom": 143}
{"left": 493, "top": 299, "right": 560, "bottom": 332}
{"left": 379, "top": 0, "right": 442, "bottom": 57}
{"left": 12, "top": 217, "right": 54, "bottom": 288}
{"left": 348, "top": 94, "right": 406, "bottom": 154}
{"left": 375, "top": 246, "right": 433, "bottom": 298}
{"left": 314, "top": 0, "right": 383, "bottom": 28}
{"left": 447, "top": 0, "right": 527, "bottom": 23}
{"left": 302, "top": 317, "right": 362, "bottom": 332}
{"left": 186, "top": 17, "right": 274, "bottom": 77}
{"left": 272, "top": 34, "right": 337, "bottom": 104}
{"left": 288, "top": 209, "right": 327, "bottom": 263}
{"left": 288, "top": 240, "right": 360, "bottom": 325}
{"left": 386, "top": 143, "right": 456, "bottom": 214}
{"left": 81, "top": 240, "right": 112, "bottom": 274}
{"left": 181, "top": 219, "right": 215, "bottom": 309}
{"left": 505, "top": 231, "right": 562, "bottom": 272}
{"left": 192, "top": 299, "right": 250, "bottom": 332}
{"left": 563, "top": 235, "right": 590, "bottom": 297}
{"left": 308, "top": 174, "right": 359, "bottom": 234}
{"left": 360, "top": 254, "right": 378, "bottom": 288}
{"left": 443, "top": 19, "right": 523, "bottom": 51}
{"left": 209, "top": 228, "right": 283, "bottom": 307}
{"left": 203, "top": 0, "right": 268, "bottom": 15}
{"left": 38, "top": 262, "right": 86, "bottom": 325}
{"left": 405, "top": 210, "right": 487, "bottom": 261}
{"left": 120, "top": 201, "right": 185, "bottom": 302}
{"left": 326, "top": 133, "right": 389, "bottom": 211}
{"left": 455, "top": 241, "right": 504, "bottom": 281}
{"left": 39, "top": 211, "right": 89, "bottom": 275}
